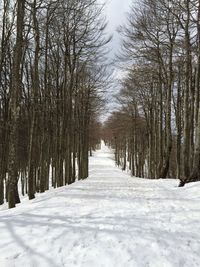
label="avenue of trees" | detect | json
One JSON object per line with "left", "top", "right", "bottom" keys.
{"left": 104, "top": 0, "right": 200, "bottom": 186}
{"left": 0, "top": 0, "right": 106, "bottom": 208}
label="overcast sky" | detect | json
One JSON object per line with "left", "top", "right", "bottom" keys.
{"left": 104, "top": 0, "right": 132, "bottom": 60}
{"left": 100, "top": 0, "right": 133, "bottom": 121}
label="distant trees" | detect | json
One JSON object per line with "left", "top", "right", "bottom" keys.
{"left": 0, "top": 0, "right": 108, "bottom": 207}
{"left": 104, "top": 110, "right": 147, "bottom": 177}
{"left": 104, "top": 0, "right": 200, "bottom": 186}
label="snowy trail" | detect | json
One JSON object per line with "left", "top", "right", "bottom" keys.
{"left": 0, "top": 143, "right": 200, "bottom": 267}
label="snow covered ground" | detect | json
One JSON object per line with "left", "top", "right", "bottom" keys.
{"left": 0, "top": 143, "right": 200, "bottom": 267}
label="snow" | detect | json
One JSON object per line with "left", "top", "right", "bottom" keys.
{"left": 0, "top": 143, "right": 200, "bottom": 267}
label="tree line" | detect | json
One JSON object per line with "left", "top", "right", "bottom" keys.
{"left": 0, "top": 0, "right": 107, "bottom": 208}
{"left": 104, "top": 0, "right": 200, "bottom": 186}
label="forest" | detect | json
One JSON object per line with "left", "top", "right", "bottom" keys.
{"left": 0, "top": 0, "right": 107, "bottom": 208}
{"left": 104, "top": 0, "right": 200, "bottom": 187}
{"left": 1, "top": 0, "right": 200, "bottom": 209}
{"left": 1, "top": 1, "right": 200, "bottom": 266}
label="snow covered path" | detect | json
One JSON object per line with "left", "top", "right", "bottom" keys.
{"left": 0, "top": 144, "right": 200, "bottom": 267}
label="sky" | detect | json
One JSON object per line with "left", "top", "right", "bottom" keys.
{"left": 100, "top": 0, "right": 133, "bottom": 121}
{"left": 104, "top": 0, "right": 133, "bottom": 60}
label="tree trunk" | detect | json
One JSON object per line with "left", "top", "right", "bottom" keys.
{"left": 7, "top": 0, "right": 25, "bottom": 208}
